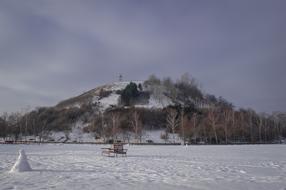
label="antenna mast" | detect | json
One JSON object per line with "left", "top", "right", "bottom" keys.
{"left": 119, "top": 74, "right": 123, "bottom": 82}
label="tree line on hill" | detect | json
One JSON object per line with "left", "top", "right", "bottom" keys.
{"left": 0, "top": 73, "right": 286, "bottom": 144}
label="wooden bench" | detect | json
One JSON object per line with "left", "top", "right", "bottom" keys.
{"left": 101, "top": 143, "right": 127, "bottom": 157}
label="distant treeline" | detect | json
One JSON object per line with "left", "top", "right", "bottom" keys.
{"left": 1, "top": 74, "right": 286, "bottom": 144}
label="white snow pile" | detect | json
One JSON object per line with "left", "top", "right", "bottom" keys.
{"left": 10, "top": 150, "right": 32, "bottom": 173}
{"left": 98, "top": 93, "right": 121, "bottom": 111}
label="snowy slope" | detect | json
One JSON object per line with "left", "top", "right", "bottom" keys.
{"left": 57, "top": 81, "right": 173, "bottom": 111}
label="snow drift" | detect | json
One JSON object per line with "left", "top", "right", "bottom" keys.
{"left": 10, "top": 149, "right": 32, "bottom": 172}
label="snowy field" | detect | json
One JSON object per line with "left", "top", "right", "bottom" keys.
{"left": 0, "top": 144, "right": 286, "bottom": 190}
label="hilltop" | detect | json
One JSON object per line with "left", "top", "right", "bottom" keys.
{"left": 56, "top": 81, "right": 173, "bottom": 111}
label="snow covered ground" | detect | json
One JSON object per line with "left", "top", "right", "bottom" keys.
{"left": 44, "top": 129, "right": 174, "bottom": 143}
{"left": 0, "top": 144, "right": 286, "bottom": 190}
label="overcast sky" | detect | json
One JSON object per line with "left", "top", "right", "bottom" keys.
{"left": 0, "top": 0, "right": 285, "bottom": 113}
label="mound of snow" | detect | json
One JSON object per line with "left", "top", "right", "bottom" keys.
{"left": 99, "top": 93, "right": 120, "bottom": 111}
{"left": 10, "top": 150, "right": 32, "bottom": 172}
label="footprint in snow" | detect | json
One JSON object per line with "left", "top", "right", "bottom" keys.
{"left": 239, "top": 170, "right": 246, "bottom": 174}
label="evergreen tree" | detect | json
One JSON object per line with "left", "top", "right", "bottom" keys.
{"left": 120, "top": 82, "right": 139, "bottom": 106}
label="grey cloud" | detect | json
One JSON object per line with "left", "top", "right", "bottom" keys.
{"left": 0, "top": 0, "right": 286, "bottom": 113}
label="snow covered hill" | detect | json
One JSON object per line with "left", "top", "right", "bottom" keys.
{"left": 34, "top": 81, "right": 178, "bottom": 143}
{"left": 11, "top": 80, "right": 207, "bottom": 144}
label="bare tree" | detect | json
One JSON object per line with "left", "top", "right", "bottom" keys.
{"left": 111, "top": 112, "right": 120, "bottom": 141}
{"left": 0, "top": 112, "right": 9, "bottom": 140}
{"left": 39, "top": 120, "right": 48, "bottom": 143}
{"left": 180, "top": 106, "right": 185, "bottom": 144}
{"left": 130, "top": 110, "right": 142, "bottom": 143}
{"left": 9, "top": 112, "right": 22, "bottom": 141}
{"left": 253, "top": 114, "right": 261, "bottom": 143}
{"left": 246, "top": 109, "right": 256, "bottom": 143}
{"left": 207, "top": 108, "right": 220, "bottom": 144}
{"left": 166, "top": 108, "right": 180, "bottom": 143}
{"left": 178, "top": 73, "right": 197, "bottom": 87}
{"left": 222, "top": 108, "right": 234, "bottom": 144}
{"left": 192, "top": 113, "right": 198, "bottom": 143}
{"left": 163, "top": 77, "right": 177, "bottom": 101}
{"left": 258, "top": 113, "right": 268, "bottom": 143}
{"left": 100, "top": 112, "right": 108, "bottom": 142}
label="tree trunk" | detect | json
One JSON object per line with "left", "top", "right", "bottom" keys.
{"left": 211, "top": 121, "right": 218, "bottom": 144}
